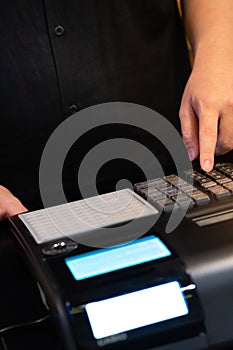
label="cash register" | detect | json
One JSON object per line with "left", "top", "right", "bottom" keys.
{"left": 9, "top": 163, "right": 233, "bottom": 350}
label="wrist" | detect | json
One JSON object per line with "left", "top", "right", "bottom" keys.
{"left": 192, "top": 37, "right": 233, "bottom": 69}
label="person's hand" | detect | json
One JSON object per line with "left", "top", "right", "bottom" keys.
{"left": 0, "top": 185, "right": 27, "bottom": 221}
{"left": 179, "top": 49, "right": 233, "bottom": 172}
{"left": 180, "top": 0, "right": 233, "bottom": 172}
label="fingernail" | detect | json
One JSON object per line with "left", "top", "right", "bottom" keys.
{"left": 203, "top": 159, "right": 213, "bottom": 172}
{"left": 188, "top": 148, "right": 195, "bottom": 161}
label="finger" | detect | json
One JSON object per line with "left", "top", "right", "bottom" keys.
{"left": 0, "top": 200, "right": 27, "bottom": 221}
{"left": 179, "top": 103, "right": 199, "bottom": 161}
{"left": 215, "top": 113, "right": 233, "bottom": 155}
{"left": 198, "top": 110, "right": 218, "bottom": 172}
{"left": 0, "top": 186, "right": 27, "bottom": 221}
{"left": 6, "top": 199, "right": 27, "bottom": 219}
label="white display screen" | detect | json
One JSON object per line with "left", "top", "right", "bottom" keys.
{"left": 85, "top": 281, "right": 189, "bottom": 340}
{"left": 65, "top": 235, "right": 171, "bottom": 280}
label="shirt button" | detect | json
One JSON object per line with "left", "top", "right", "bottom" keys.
{"left": 54, "top": 25, "right": 65, "bottom": 36}
{"left": 69, "top": 104, "right": 79, "bottom": 115}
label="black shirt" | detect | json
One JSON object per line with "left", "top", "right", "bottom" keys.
{"left": 0, "top": 0, "right": 190, "bottom": 209}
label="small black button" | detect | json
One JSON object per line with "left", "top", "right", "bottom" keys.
{"left": 54, "top": 25, "right": 65, "bottom": 36}
{"left": 42, "top": 240, "right": 78, "bottom": 255}
{"left": 69, "top": 104, "right": 79, "bottom": 114}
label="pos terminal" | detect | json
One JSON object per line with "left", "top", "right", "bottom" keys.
{"left": 9, "top": 188, "right": 207, "bottom": 350}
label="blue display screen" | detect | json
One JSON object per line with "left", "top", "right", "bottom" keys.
{"left": 65, "top": 235, "right": 171, "bottom": 281}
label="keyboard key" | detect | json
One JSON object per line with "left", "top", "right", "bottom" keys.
{"left": 147, "top": 191, "right": 166, "bottom": 201}
{"left": 188, "top": 191, "right": 210, "bottom": 205}
{"left": 171, "top": 194, "right": 194, "bottom": 208}
{"left": 200, "top": 181, "right": 217, "bottom": 189}
{"left": 165, "top": 188, "right": 179, "bottom": 197}
{"left": 216, "top": 177, "right": 232, "bottom": 185}
{"left": 157, "top": 198, "right": 175, "bottom": 212}
{"left": 207, "top": 185, "right": 231, "bottom": 199}
{"left": 179, "top": 184, "right": 196, "bottom": 193}
{"left": 223, "top": 182, "right": 233, "bottom": 193}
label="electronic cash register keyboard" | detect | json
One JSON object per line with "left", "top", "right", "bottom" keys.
{"left": 18, "top": 162, "right": 233, "bottom": 244}
{"left": 9, "top": 163, "right": 233, "bottom": 350}
{"left": 134, "top": 162, "right": 233, "bottom": 225}
{"left": 14, "top": 162, "right": 233, "bottom": 246}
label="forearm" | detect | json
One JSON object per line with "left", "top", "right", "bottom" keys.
{"left": 183, "top": 0, "right": 233, "bottom": 60}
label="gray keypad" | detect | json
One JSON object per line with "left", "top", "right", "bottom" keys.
{"left": 135, "top": 165, "right": 233, "bottom": 213}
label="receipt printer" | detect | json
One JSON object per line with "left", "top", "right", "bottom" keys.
{"left": 9, "top": 190, "right": 207, "bottom": 350}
